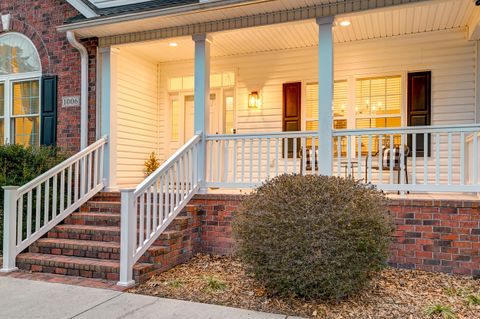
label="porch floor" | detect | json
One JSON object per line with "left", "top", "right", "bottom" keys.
{"left": 205, "top": 188, "right": 480, "bottom": 201}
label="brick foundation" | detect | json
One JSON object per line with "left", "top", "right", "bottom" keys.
{"left": 190, "top": 194, "right": 480, "bottom": 278}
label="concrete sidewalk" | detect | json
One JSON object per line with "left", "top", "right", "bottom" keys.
{"left": 0, "top": 277, "right": 303, "bottom": 319}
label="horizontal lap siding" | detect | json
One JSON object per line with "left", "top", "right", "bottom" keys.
{"left": 115, "top": 50, "right": 159, "bottom": 187}
{"left": 155, "top": 29, "right": 475, "bottom": 186}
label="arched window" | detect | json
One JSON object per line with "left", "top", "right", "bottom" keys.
{"left": 0, "top": 33, "right": 42, "bottom": 147}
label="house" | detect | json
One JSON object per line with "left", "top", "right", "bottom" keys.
{"left": 1, "top": 0, "right": 480, "bottom": 287}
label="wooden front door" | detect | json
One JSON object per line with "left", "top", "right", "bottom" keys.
{"left": 407, "top": 71, "right": 431, "bottom": 157}
{"left": 283, "top": 82, "right": 301, "bottom": 157}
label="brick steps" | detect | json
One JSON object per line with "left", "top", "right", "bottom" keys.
{"left": 16, "top": 193, "right": 199, "bottom": 284}
{"left": 16, "top": 252, "right": 153, "bottom": 281}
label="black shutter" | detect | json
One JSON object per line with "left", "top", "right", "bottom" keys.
{"left": 407, "top": 71, "right": 431, "bottom": 157}
{"left": 40, "top": 75, "right": 58, "bottom": 146}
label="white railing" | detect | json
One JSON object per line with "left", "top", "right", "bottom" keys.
{"left": 1, "top": 137, "right": 108, "bottom": 272}
{"left": 205, "top": 124, "right": 480, "bottom": 192}
{"left": 118, "top": 134, "right": 201, "bottom": 286}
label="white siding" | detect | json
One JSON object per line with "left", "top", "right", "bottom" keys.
{"left": 114, "top": 49, "right": 159, "bottom": 187}
{"left": 157, "top": 29, "right": 475, "bottom": 156}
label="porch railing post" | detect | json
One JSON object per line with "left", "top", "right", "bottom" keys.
{"left": 317, "top": 16, "right": 334, "bottom": 176}
{"left": 118, "top": 188, "right": 136, "bottom": 287}
{"left": 1, "top": 186, "right": 19, "bottom": 272}
{"left": 193, "top": 33, "right": 211, "bottom": 191}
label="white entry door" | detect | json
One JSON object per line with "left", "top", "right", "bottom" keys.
{"left": 184, "top": 90, "right": 222, "bottom": 141}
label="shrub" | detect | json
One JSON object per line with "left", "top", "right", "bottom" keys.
{"left": 233, "top": 174, "right": 393, "bottom": 300}
{"left": 144, "top": 152, "right": 160, "bottom": 176}
{"left": 0, "top": 144, "right": 67, "bottom": 253}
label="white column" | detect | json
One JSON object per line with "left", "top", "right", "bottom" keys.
{"left": 1, "top": 186, "right": 19, "bottom": 272}
{"left": 192, "top": 34, "right": 211, "bottom": 191}
{"left": 316, "top": 16, "right": 334, "bottom": 175}
{"left": 100, "top": 47, "right": 118, "bottom": 191}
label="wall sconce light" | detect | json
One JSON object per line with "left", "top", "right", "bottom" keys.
{"left": 248, "top": 91, "right": 261, "bottom": 108}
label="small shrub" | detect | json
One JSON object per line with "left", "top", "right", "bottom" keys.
{"left": 233, "top": 174, "right": 393, "bottom": 300}
{"left": 144, "top": 152, "right": 160, "bottom": 176}
{"left": 0, "top": 144, "right": 66, "bottom": 253}
{"left": 425, "top": 304, "right": 458, "bottom": 319}
{"left": 203, "top": 276, "right": 227, "bottom": 292}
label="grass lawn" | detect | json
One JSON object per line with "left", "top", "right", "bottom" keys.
{"left": 130, "top": 254, "right": 480, "bottom": 319}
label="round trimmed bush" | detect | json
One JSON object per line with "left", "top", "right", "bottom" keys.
{"left": 233, "top": 174, "right": 393, "bottom": 300}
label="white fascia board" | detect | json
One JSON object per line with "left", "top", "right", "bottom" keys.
{"left": 468, "top": 7, "right": 480, "bottom": 41}
{"left": 66, "top": 0, "right": 99, "bottom": 18}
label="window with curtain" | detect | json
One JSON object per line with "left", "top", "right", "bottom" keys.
{"left": 305, "top": 81, "right": 348, "bottom": 131}
{"left": 355, "top": 76, "right": 402, "bottom": 154}
{"left": 12, "top": 80, "right": 40, "bottom": 146}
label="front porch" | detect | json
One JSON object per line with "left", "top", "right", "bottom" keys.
{"left": 102, "top": 0, "right": 480, "bottom": 196}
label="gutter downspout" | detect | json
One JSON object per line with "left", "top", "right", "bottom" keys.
{"left": 67, "top": 31, "right": 88, "bottom": 150}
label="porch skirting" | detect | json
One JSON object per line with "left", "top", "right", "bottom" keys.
{"left": 189, "top": 194, "right": 480, "bottom": 278}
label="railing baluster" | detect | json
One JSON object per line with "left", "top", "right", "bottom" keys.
{"left": 60, "top": 170, "right": 65, "bottom": 214}
{"left": 266, "top": 138, "right": 270, "bottom": 179}
{"left": 460, "top": 132, "right": 465, "bottom": 185}
{"left": 293, "top": 138, "right": 297, "bottom": 173}
{"left": 258, "top": 138, "right": 262, "bottom": 182}
{"left": 164, "top": 172, "right": 169, "bottom": 221}
{"left": 52, "top": 174, "right": 57, "bottom": 219}
{"left": 68, "top": 165, "right": 72, "bottom": 207}
{"left": 275, "top": 138, "right": 279, "bottom": 177}
{"left": 217, "top": 140, "right": 221, "bottom": 183}
{"left": 412, "top": 133, "right": 416, "bottom": 185}
{"left": 44, "top": 180, "right": 49, "bottom": 226}
{"left": 75, "top": 161, "right": 79, "bottom": 202}
{"left": 400, "top": 134, "right": 406, "bottom": 186}
{"left": 312, "top": 137, "right": 316, "bottom": 175}
{"left": 17, "top": 195, "right": 23, "bottom": 244}
{"left": 241, "top": 139, "right": 245, "bottom": 183}
{"left": 153, "top": 180, "right": 158, "bottom": 231}
{"left": 224, "top": 140, "right": 229, "bottom": 183}
{"left": 389, "top": 135, "right": 394, "bottom": 185}
{"left": 447, "top": 132, "right": 452, "bottom": 185}
{"left": 35, "top": 185, "right": 41, "bottom": 232}
{"left": 170, "top": 168, "right": 174, "bottom": 214}
{"left": 367, "top": 135, "right": 372, "bottom": 182}
{"left": 139, "top": 193, "right": 145, "bottom": 245}
{"left": 347, "top": 136, "right": 351, "bottom": 177}
{"left": 87, "top": 152, "right": 92, "bottom": 192}
{"left": 424, "top": 133, "right": 428, "bottom": 185}
{"left": 284, "top": 137, "right": 288, "bottom": 173}
{"left": 357, "top": 134, "right": 362, "bottom": 179}
{"left": 249, "top": 139, "right": 253, "bottom": 184}
{"left": 146, "top": 187, "right": 151, "bottom": 240}
{"left": 27, "top": 191, "right": 32, "bottom": 238}
{"left": 473, "top": 131, "right": 478, "bottom": 184}
{"left": 93, "top": 149, "right": 98, "bottom": 187}
{"left": 301, "top": 137, "right": 306, "bottom": 175}
{"left": 233, "top": 140, "right": 237, "bottom": 183}
{"left": 337, "top": 136, "right": 341, "bottom": 176}
{"left": 378, "top": 135, "right": 383, "bottom": 183}
{"left": 81, "top": 157, "right": 86, "bottom": 197}
{"left": 435, "top": 133, "right": 440, "bottom": 185}
{"left": 209, "top": 140, "right": 213, "bottom": 182}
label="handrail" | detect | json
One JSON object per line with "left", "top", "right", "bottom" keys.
{"left": 2, "top": 137, "right": 108, "bottom": 272}
{"left": 18, "top": 136, "right": 108, "bottom": 196}
{"left": 135, "top": 134, "right": 200, "bottom": 196}
{"left": 333, "top": 124, "right": 480, "bottom": 136}
{"left": 118, "top": 134, "right": 202, "bottom": 287}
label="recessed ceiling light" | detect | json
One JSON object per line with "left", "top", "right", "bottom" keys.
{"left": 339, "top": 20, "right": 351, "bottom": 27}
{"left": 169, "top": 42, "right": 178, "bottom": 47}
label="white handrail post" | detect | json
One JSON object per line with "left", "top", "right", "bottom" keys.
{"left": 193, "top": 33, "right": 211, "bottom": 192}
{"left": 118, "top": 189, "right": 136, "bottom": 287}
{"left": 317, "top": 16, "right": 334, "bottom": 176}
{"left": 2, "top": 186, "right": 19, "bottom": 272}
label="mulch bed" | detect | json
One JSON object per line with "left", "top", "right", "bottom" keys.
{"left": 130, "top": 254, "right": 480, "bottom": 319}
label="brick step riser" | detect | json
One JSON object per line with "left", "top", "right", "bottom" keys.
{"left": 28, "top": 243, "right": 168, "bottom": 261}
{"left": 16, "top": 259, "right": 152, "bottom": 282}
{"left": 48, "top": 230, "right": 121, "bottom": 243}
{"left": 63, "top": 215, "right": 190, "bottom": 229}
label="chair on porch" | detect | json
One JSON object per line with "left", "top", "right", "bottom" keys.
{"left": 364, "top": 145, "right": 410, "bottom": 185}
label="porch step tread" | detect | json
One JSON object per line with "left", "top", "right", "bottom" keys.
{"left": 17, "top": 252, "right": 152, "bottom": 272}
{"left": 55, "top": 224, "right": 120, "bottom": 233}
{"left": 34, "top": 238, "right": 120, "bottom": 250}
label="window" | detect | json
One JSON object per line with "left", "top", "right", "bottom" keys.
{"left": 305, "top": 81, "right": 348, "bottom": 131}
{"left": 355, "top": 76, "right": 402, "bottom": 154}
{"left": 168, "top": 72, "right": 235, "bottom": 91}
{"left": 223, "top": 90, "right": 235, "bottom": 134}
{"left": 0, "top": 33, "right": 42, "bottom": 146}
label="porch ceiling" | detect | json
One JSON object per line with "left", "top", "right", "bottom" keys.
{"left": 119, "top": 0, "right": 478, "bottom": 63}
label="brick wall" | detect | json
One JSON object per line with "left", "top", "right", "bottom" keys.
{"left": 189, "top": 194, "right": 480, "bottom": 278}
{"left": 0, "top": 0, "right": 98, "bottom": 152}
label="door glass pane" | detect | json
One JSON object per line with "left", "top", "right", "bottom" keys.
{"left": 14, "top": 116, "right": 39, "bottom": 147}
{"left": 170, "top": 98, "right": 180, "bottom": 141}
{"left": 13, "top": 80, "right": 39, "bottom": 115}
{"left": 224, "top": 92, "right": 235, "bottom": 134}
